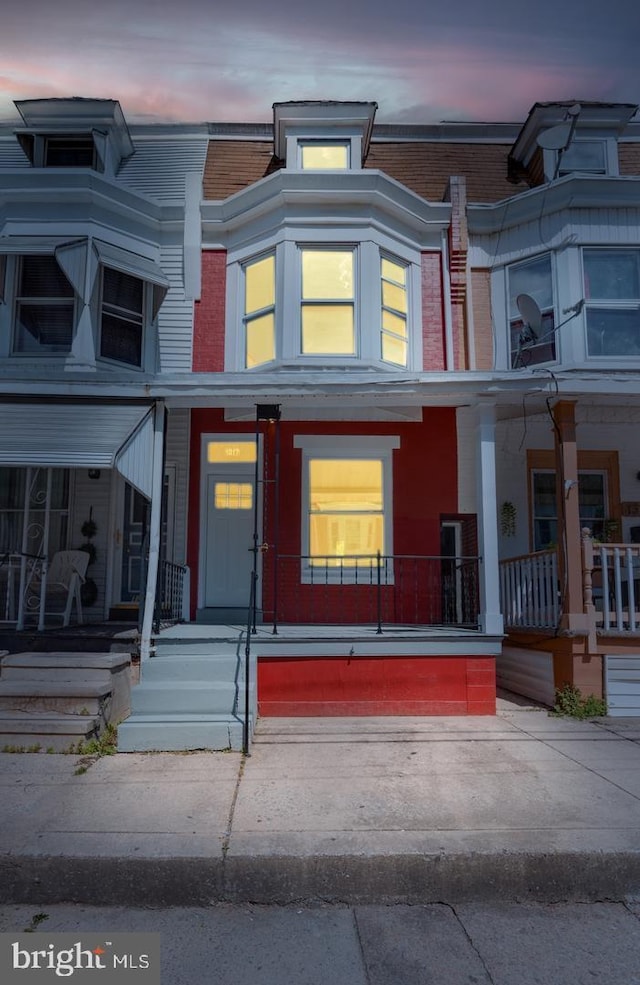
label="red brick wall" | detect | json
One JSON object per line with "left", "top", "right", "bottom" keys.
{"left": 421, "top": 252, "right": 446, "bottom": 370}
{"left": 193, "top": 251, "right": 226, "bottom": 371}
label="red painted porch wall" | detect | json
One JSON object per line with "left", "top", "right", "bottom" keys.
{"left": 187, "top": 409, "right": 459, "bottom": 621}
{"left": 258, "top": 655, "right": 496, "bottom": 716}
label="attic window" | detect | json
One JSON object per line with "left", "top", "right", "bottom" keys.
{"left": 558, "top": 139, "right": 607, "bottom": 175}
{"left": 299, "top": 141, "right": 350, "bottom": 170}
{"left": 44, "top": 136, "right": 96, "bottom": 168}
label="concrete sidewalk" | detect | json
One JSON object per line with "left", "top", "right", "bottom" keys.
{"left": 1, "top": 699, "right": 640, "bottom": 905}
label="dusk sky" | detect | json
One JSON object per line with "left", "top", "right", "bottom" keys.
{"left": 1, "top": 0, "right": 638, "bottom": 124}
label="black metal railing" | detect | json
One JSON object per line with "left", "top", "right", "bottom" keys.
{"left": 263, "top": 552, "right": 481, "bottom": 633}
{"left": 153, "top": 559, "right": 187, "bottom": 632}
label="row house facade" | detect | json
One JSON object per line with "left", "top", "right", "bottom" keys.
{"left": 1, "top": 96, "right": 639, "bottom": 748}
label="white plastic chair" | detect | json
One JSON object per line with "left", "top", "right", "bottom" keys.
{"left": 43, "top": 550, "right": 90, "bottom": 626}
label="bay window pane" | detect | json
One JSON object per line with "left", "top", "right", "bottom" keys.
{"left": 508, "top": 255, "right": 553, "bottom": 320}
{"left": 584, "top": 249, "right": 640, "bottom": 300}
{"left": 246, "top": 312, "right": 275, "bottom": 367}
{"left": 586, "top": 308, "right": 640, "bottom": 356}
{"left": 245, "top": 255, "right": 275, "bottom": 315}
{"left": 302, "top": 251, "right": 353, "bottom": 299}
{"left": 301, "top": 305, "right": 354, "bottom": 354}
{"left": 382, "top": 334, "right": 407, "bottom": 366}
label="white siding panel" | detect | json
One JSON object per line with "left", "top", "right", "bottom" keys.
{"left": 497, "top": 646, "right": 555, "bottom": 706}
{"left": 117, "top": 139, "right": 207, "bottom": 202}
{"left": 0, "top": 139, "right": 30, "bottom": 169}
{"left": 157, "top": 243, "right": 193, "bottom": 372}
{"left": 605, "top": 654, "right": 640, "bottom": 716}
{"left": 165, "top": 408, "right": 190, "bottom": 565}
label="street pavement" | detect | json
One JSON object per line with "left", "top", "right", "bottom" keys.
{"left": 2, "top": 697, "right": 640, "bottom": 905}
{"left": 1, "top": 901, "right": 640, "bottom": 985}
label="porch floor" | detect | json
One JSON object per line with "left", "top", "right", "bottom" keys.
{"left": 156, "top": 622, "right": 494, "bottom": 644}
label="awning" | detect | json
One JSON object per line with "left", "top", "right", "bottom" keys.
{"left": 92, "top": 240, "right": 170, "bottom": 318}
{"left": 0, "top": 403, "right": 156, "bottom": 499}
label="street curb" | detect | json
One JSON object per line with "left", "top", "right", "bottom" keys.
{"left": 2, "top": 852, "right": 640, "bottom": 906}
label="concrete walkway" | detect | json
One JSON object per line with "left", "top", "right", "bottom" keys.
{"left": 2, "top": 697, "right": 640, "bottom": 905}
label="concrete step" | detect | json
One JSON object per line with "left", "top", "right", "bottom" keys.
{"left": 1, "top": 652, "right": 131, "bottom": 682}
{"left": 142, "top": 654, "right": 241, "bottom": 682}
{"left": 130, "top": 680, "right": 252, "bottom": 716}
{"left": 0, "top": 681, "right": 112, "bottom": 718}
{"left": 117, "top": 713, "right": 247, "bottom": 752}
{"left": 0, "top": 710, "right": 101, "bottom": 752}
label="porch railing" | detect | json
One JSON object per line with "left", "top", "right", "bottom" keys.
{"left": 265, "top": 553, "right": 480, "bottom": 633}
{"left": 153, "top": 559, "right": 188, "bottom": 632}
{"left": 499, "top": 549, "right": 560, "bottom": 629}
{"left": 587, "top": 542, "right": 640, "bottom": 632}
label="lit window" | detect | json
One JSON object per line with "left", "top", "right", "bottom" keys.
{"left": 13, "top": 256, "right": 75, "bottom": 354}
{"left": 380, "top": 257, "right": 408, "bottom": 366}
{"left": 244, "top": 254, "right": 275, "bottom": 368}
{"left": 583, "top": 249, "right": 640, "bottom": 357}
{"left": 508, "top": 254, "right": 556, "bottom": 368}
{"left": 207, "top": 441, "right": 257, "bottom": 464}
{"left": 301, "top": 249, "right": 354, "bottom": 355}
{"left": 308, "top": 459, "right": 384, "bottom": 565}
{"left": 214, "top": 482, "right": 253, "bottom": 510}
{"left": 100, "top": 267, "right": 145, "bottom": 367}
{"left": 300, "top": 142, "right": 349, "bottom": 170}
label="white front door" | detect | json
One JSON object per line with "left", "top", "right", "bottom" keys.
{"left": 200, "top": 435, "right": 260, "bottom": 610}
{"left": 204, "top": 473, "right": 255, "bottom": 606}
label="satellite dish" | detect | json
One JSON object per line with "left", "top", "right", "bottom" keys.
{"left": 567, "top": 103, "right": 581, "bottom": 118}
{"left": 537, "top": 123, "right": 572, "bottom": 150}
{"left": 516, "top": 294, "right": 543, "bottom": 337}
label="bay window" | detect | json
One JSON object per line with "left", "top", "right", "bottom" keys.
{"left": 237, "top": 241, "right": 416, "bottom": 370}
{"left": 583, "top": 248, "right": 640, "bottom": 357}
{"left": 100, "top": 266, "right": 145, "bottom": 367}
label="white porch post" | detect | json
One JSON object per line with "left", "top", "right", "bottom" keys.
{"left": 139, "top": 402, "right": 166, "bottom": 661}
{"left": 475, "top": 402, "right": 503, "bottom": 635}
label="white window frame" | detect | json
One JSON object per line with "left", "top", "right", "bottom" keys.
{"left": 297, "top": 140, "right": 351, "bottom": 171}
{"left": 227, "top": 233, "right": 421, "bottom": 372}
{"left": 10, "top": 254, "right": 76, "bottom": 357}
{"left": 98, "top": 265, "right": 148, "bottom": 369}
{"left": 542, "top": 137, "right": 619, "bottom": 181}
{"left": 242, "top": 250, "right": 276, "bottom": 369}
{"left": 285, "top": 130, "right": 362, "bottom": 171}
{"left": 582, "top": 247, "right": 640, "bottom": 360}
{"left": 294, "top": 434, "right": 400, "bottom": 584}
{"left": 506, "top": 252, "right": 557, "bottom": 369}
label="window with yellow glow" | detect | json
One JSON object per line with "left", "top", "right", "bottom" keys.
{"left": 380, "top": 257, "right": 408, "bottom": 366}
{"left": 207, "top": 441, "right": 257, "bottom": 464}
{"left": 214, "top": 482, "right": 253, "bottom": 510}
{"left": 308, "top": 458, "right": 384, "bottom": 565}
{"left": 300, "top": 142, "right": 349, "bottom": 170}
{"left": 244, "top": 254, "right": 275, "bottom": 368}
{"left": 301, "top": 250, "right": 355, "bottom": 355}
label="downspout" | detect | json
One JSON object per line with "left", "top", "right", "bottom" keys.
{"left": 441, "top": 229, "right": 455, "bottom": 371}
{"left": 139, "top": 401, "right": 166, "bottom": 661}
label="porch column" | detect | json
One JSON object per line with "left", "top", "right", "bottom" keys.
{"left": 553, "top": 399, "right": 587, "bottom": 633}
{"left": 139, "top": 402, "right": 166, "bottom": 661}
{"left": 475, "top": 402, "right": 503, "bottom": 635}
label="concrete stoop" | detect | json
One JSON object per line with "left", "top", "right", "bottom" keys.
{"left": 0, "top": 651, "right": 132, "bottom": 753}
{"left": 117, "top": 640, "right": 255, "bottom": 752}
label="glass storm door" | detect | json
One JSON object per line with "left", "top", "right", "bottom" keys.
{"left": 121, "top": 483, "right": 147, "bottom": 602}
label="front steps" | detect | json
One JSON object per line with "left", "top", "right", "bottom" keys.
{"left": 0, "top": 652, "right": 132, "bottom": 752}
{"left": 117, "top": 638, "right": 255, "bottom": 752}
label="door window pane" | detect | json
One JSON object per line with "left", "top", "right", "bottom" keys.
{"left": 214, "top": 482, "right": 253, "bottom": 510}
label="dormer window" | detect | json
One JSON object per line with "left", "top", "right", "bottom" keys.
{"left": 44, "top": 136, "right": 97, "bottom": 168}
{"left": 557, "top": 139, "right": 608, "bottom": 176}
{"left": 299, "top": 141, "right": 350, "bottom": 170}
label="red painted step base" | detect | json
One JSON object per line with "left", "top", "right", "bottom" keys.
{"left": 258, "top": 654, "right": 496, "bottom": 716}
